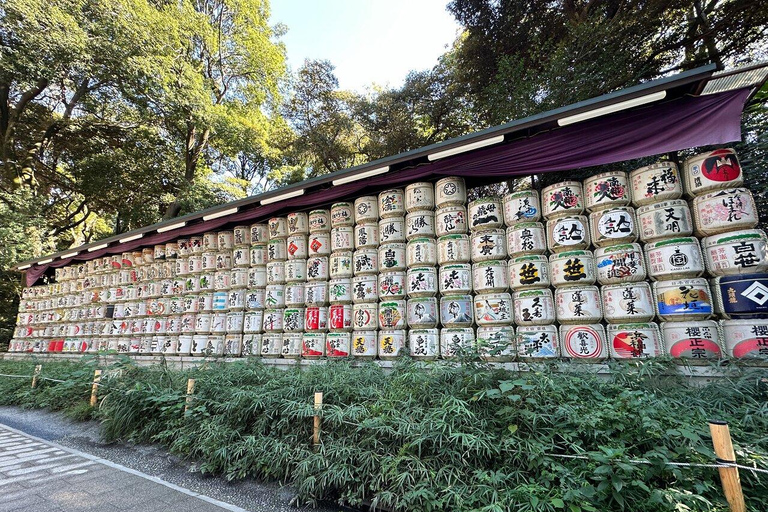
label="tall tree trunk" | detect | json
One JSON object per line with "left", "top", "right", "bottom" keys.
{"left": 163, "top": 121, "right": 211, "bottom": 220}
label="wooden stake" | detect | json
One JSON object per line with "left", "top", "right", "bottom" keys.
{"left": 313, "top": 392, "right": 323, "bottom": 447}
{"left": 709, "top": 420, "right": 746, "bottom": 512}
{"left": 90, "top": 370, "right": 102, "bottom": 407}
{"left": 31, "top": 365, "right": 41, "bottom": 388}
{"left": 184, "top": 378, "right": 196, "bottom": 414}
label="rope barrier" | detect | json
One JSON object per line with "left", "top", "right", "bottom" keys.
{"left": 0, "top": 373, "right": 33, "bottom": 379}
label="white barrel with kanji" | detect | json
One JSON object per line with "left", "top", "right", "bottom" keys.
{"left": 354, "top": 196, "right": 378, "bottom": 223}
{"left": 357, "top": 248, "right": 381, "bottom": 274}
{"left": 439, "top": 265, "right": 472, "bottom": 295}
{"left": 326, "top": 332, "right": 351, "bottom": 357}
{"left": 406, "top": 267, "right": 437, "bottom": 297}
{"left": 379, "top": 189, "right": 405, "bottom": 218}
{"left": 287, "top": 212, "right": 308, "bottom": 236}
{"left": 630, "top": 161, "right": 682, "bottom": 206}
{"left": 250, "top": 224, "right": 268, "bottom": 244}
{"left": 309, "top": 210, "right": 331, "bottom": 233}
{"left": 244, "top": 311, "right": 264, "bottom": 333}
{"left": 589, "top": 206, "right": 638, "bottom": 247}
{"left": 352, "top": 303, "right": 377, "bottom": 330}
{"left": 721, "top": 319, "right": 768, "bottom": 361}
{"left": 408, "top": 297, "right": 439, "bottom": 328}
{"left": 654, "top": 277, "right": 713, "bottom": 321}
{"left": 693, "top": 188, "right": 758, "bottom": 236}
{"left": 232, "top": 247, "right": 249, "bottom": 268}
{"left": 406, "top": 238, "right": 437, "bottom": 267}
{"left": 376, "top": 272, "right": 405, "bottom": 301}
{"left": 379, "top": 217, "right": 405, "bottom": 244}
{"left": 268, "top": 217, "right": 287, "bottom": 239}
{"left": 474, "top": 292, "right": 513, "bottom": 326}
{"left": 378, "top": 330, "right": 406, "bottom": 359}
{"left": 516, "top": 325, "right": 559, "bottom": 360}
{"left": 406, "top": 211, "right": 435, "bottom": 239}
{"left": 513, "top": 289, "right": 555, "bottom": 326}
{"left": 661, "top": 321, "right": 722, "bottom": 362}
{"left": 250, "top": 244, "right": 268, "bottom": 266}
{"left": 409, "top": 329, "right": 439, "bottom": 359}
{"left": 559, "top": 324, "right": 607, "bottom": 361}
{"left": 233, "top": 225, "right": 251, "bottom": 247}
{"left": 226, "top": 311, "right": 244, "bottom": 333}
{"left": 352, "top": 275, "right": 378, "bottom": 303}
{"left": 351, "top": 331, "right": 377, "bottom": 358}
{"left": 261, "top": 333, "right": 282, "bottom": 357}
{"left": 308, "top": 232, "right": 332, "bottom": 256}
{"left": 477, "top": 326, "right": 515, "bottom": 362}
{"left": 546, "top": 216, "right": 590, "bottom": 252}
{"left": 265, "top": 285, "right": 285, "bottom": 308}
{"left": 330, "top": 252, "right": 353, "bottom": 279}
{"left": 506, "top": 222, "right": 546, "bottom": 257}
{"left": 304, "top": 281, "right": 328, "bottom": 306}
{"left": 549, "top": 250, "right": 596, "bottom": 287}
{"left": 702, "top": 230, "right": 768, "bottom": 277}
{"left": 644, "top": 237, "right": 704, "bottom": 280}
{"left": 473, "top": 260, "right": 508, "bottom": 293}
{"left": 242, "top": 333, "right": 262, "bottom": 356}
{"left": 304, "top": 306, "right": 329, "bottom": 331}
{"left": 594, "top": 243, "right": 646, "bottom": 285}
{"left": 217, "top": 231, "right": 234, "bottom": 250}
{"left": 245, "top": 289, "right": 265, "bottom": 310}
{"left": 438, "top": 235, "right": 471, "bottom": 264}
{"left": 355, "top": 222, "right": 379, "bottom": 249}
{"left": 436, "top": 206, "right": 468, "bottom": 236}
{"left": 683, "top": 148, "right": 743, "bottom": 197}
{"left": 508, "top": 255, "right": 550, "bottom": 291}
{"left": 601, "top": 282, "right": 654, "bottom": 323}
{"left": 468, "top": 197, "right": 504, "bottom": 232}
{"left": 328, "top": 278, "right": 352, "bottom": 303}
{"left": 267, "top": 239, "right": 287, "bottom": 262}
{"left": 332, "top": 228, "right": 354, "bottom": 256}
{"left": 302, "top": 333, "right": 325, "bottom": 358}
{"left": 331, "top": 202, "right": 354, "bottom": 227}
{"left": 440, "top": 328, "right": 475, "bottom": 358}
{"left": 306, "top": 256, "right": 329, "bottom": 281}
{"left": 286, "top": 235, "right": 308, "bottom": 260}
{"left": 262, "top": 309, "right": 283, "bottom": 332}
{"left": 542, "top": 181, "right": 583, "bottom": 219}
{"left": 284, "top": 259, "right": 306, "bottom": 283}
{"left": 329, "top": 304, "right": 353, "bottom": 331}
{"left": 435, "top": 177, "right": 466, "bottom": 208}
{"left": 584, "top": 171, "right": 631, "bottom": 212}
{"left": 230, "top": 268, "right": 248, "bottom": 288}
{"left": 405, "top": 182, "right": 435, "bottom": 212}
{"left": 503, "top": 190, "right": 541, "bottom": 224}
{"left": 555, "top": 285, "right": 602, "bottom": 323}
{"left": 607, "top": 323, "right": 662, "bottom": 359}
{"left": 470, "top": 229, "right": 506, "bottom": 262}
{"left": 636, "top": 200, "right": 693, "bottom": 243}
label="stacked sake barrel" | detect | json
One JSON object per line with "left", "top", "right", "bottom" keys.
{"left": 242, "top": 223, "right": 268, "bottom": 357}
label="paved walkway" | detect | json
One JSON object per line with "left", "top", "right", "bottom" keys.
{"left": 0, "top": 424, "right": 246, "bottom": 512}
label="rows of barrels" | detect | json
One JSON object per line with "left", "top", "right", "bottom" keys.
{"left": 8, "top": 148, "right": 768, "bottom": 363}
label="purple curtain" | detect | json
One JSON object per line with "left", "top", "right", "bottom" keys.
{"left": 25, "top": 87, "right": 751, "bottom": 286}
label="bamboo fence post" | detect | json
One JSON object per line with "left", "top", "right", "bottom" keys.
{"left": 313, "top": 392, "right": 323, "bottom": 447}
{"left": 709, "top": 420, "right": 746, "bottom": 512}
{"left": 31, "top": 365, "right": 41, "bottom": 388}
{"left": 90, "top": 370, "right": 102, "bottom": 407}
{"left": 184, "top": 378, "right": 196, "bottom": 415}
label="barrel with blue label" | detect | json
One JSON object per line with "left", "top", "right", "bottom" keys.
{"left": 711, "top": 273, "right": 768, "bottom": 319}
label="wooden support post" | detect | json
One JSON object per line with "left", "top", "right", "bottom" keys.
{"left": 90, "top": 370, "right": 102, "bottom": 407}
{"left": 184, "top": 378, "right": 196, "bottom": 414}
{"left": 31, "top": 365, "right": 41, "bottom": 388}
{"left": 313, "top": 392, "right": 323, "bottom": 447}
{"left": 709, "top": 420, "right": 746, "bottom": 512}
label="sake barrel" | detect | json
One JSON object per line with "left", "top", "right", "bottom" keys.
{"left": 438, "top": 235, "right": 471, "bottom": 264}
{"left": 379, "top": 217, "right": 406, "bottom": 244}
{"left": 233, "top": 225, "right": 251, "bottom": 247}
{"left": 683, "top": 148, "right": 743, "bottom": 197}
{"left": 468, "top": 197, "right": 504, "bottom": 232}
{"left": 245, "top": 289, "right": 266, "bottom": 310}
{"left": 261, "top": 333, "right": 282, "bottom": 357}
{"left": 209, "top": 313, "right": 226, "bottom": 334}
{"left": 266, "top": 262, "right": 285, "bottom": 284}
{"left": 435, "top": 206, "right": 468, "bottom": 237}
{"left": 406, "top": 267, "right": 437, "bottom": 297}
{"left": 546, "top": 216, "right": 590, "bottom": 252}
{"left": 711, "top": 273, "right": 768, "bottom": 319}
{"left": 355, "top": 222, "right": 380, "bottom": 249}
{"left": 234, "top": 247, "right": 252, "bottom": 268}
{"left": 212, "top": 292, "right": 228, "bottom": 311}
{"left": 589, "top": 206, "right": 638, "bottom": 247}
{"left": 225, "top": 311, "right": 244, "bottom": 333}
{"left": 250, "top": 244, "right": 268, "bottom": 266}
{"left": 196, "top": 313, "right": 213, "bottom": 334}
{"left": 217, "top": 231, "right": 234, "bottom": 250}
{"left": 265, "top": 285, "right": 285, "bottom": 308}
{"left": 379, "top": 300, "right": 406, "bottom": 329}
{"left": 354, "top": 196, "right": 378, "bottom": 223}
{"left": 607, "top": 323, "right": 662, "bottom": 359}
{"left": 585, "top": 171, "right": 632, "bottom": 213}
{"left": 708, "top": 230, "right": 768, "bottom": 279}
{"left": 559, "top": 324, "right": 607, "bottom": 361}
{"left": 542, "top": 181, "right": 584, "bottom": 219}
{"left": 636, "top": 199, "right": 693, "bottom": 243}
{"left": 653, "top": 278, "right": 713, "bottom": 321}
{"left": 405, "top": 182, "right": 435, "bottom": 212}
{"left": 376, "top": 243, "right": 404, "bottom": 272}
{"left": 508, "top": 255, "right": 550, "bottom": 291}
{"left": 202, "top": 251, "right": 217, "bottom": 272}
{"left": 352, "top": 303, "right": 378, "bottom": 330}
{"left": 309, "top": 210, "right": 331, "bottom": 233}
{"left": 506, "top": 222, "right": 547, "bottom": 257}
{"left": 379, "top": 189, "right": 405, "bottom": 218}
{"left": 378, "top": 330, "right": 406, "bottom": 359}
{"left": 326, "top": 332, "right": 351, "bottom": 357}
{"left": 352, "top": 275, "right": 378, "bottom": 303}
{"left": 439, "top": 265, "right": 472, "bottom": 295}
{"left": 549, "top": 250, "right": 596, "bottom": 287}
{"left": 355, "top": 248, "right": 380, "bottom": 274}
{"left": 645, "top": 237, "right": 704, "bottom": 280}
{"left": 284, "top": 259, "right": 307, "bottom": 283}
{"left": 408, "top": 297, "right": 439, "bottom": 328}
{"left": 230, "top": 268, "right": 248, "bottom": 288}
{"left": 503, "top": 190, "right": 541, "bottom": 224}
{"left": 304, "top": 281, "right": 329, "bottom": 306}
{"left": 331, "top": 202, "right": 354, "bottom": 227}
{"left": 330, "top": 252, "right": 353, "bottom": 279}
{"left": 329, "top": 304, "right": 353, "bottom": 331}
{"left": 306, "top": 256, "right": 329, "bottom": 281}
{"left": 286, "top": 235, "right": 308, "bottom": 260}
{"left": 379, "top": 271, "right": 407, "bottom": 300}
{"left": 594, "top": 243, "right": 646, "bottom": 285}
{"left": 178, "top": 335, "right": 193, "bottom": 355}
{"left": 351, "top": 331, "right": 378, "bottom": 358}
{"left": 721, "top": 319, "right": 768, "bottom": 361}
{"left": 244, "top": 311, "right": 264, "bottom": 333}
{"left": 630, "top": 161, "right": 683, "bottom": 206}
{"left": 513, "top": 289, "right": 555, "bottom": 326}
{"left": 693, "top": 188, "right": 758, "bottom": 236}
{"left": 601, "top": 282, "right": 655, "bottom": 323}
{"left": 267, "top": 239, "right": 287, "bottom": 262}
{"left": 268, "top": 217, "right": 287, "bottom": 239}
{"left": 302, "top": 332, "right": 325, "bottom": 358}
{"left": 142, "top": 248, "right": 155, "bottom": 264}
{"left": 262, "top": 309, "right": 284, "bottom": 332}
{"left": 283, "top": 308, "right": 305, "bottom": 332}
{"left": 470, "top": 229, "right": 507, "bottom": 262}
{"left": 473, "top": 260, "right": 509, "bottom": 293}
{"left": 242, "top": 333, "right": 262, "bottom": 356}
{"left": 435, "top": 177, "right": 467, "bottom": 208}
{"left": 406, "top": 211, "right": 436, "bottom": 239}
{"left": 477, "top": 326, "right": 515, "bottom": 362}
{"left": 409, "top": 329, "right": 439, "bottom": 359}
{"left": 474, "top": 292, "right": 513, "bottom": 326}
{"left": 406, "top": 238, "right": 437, "bottom": 267}
{"left": 177, "top": 240, "right": 190, "bottom": 258}
{"left": 330, "top": 228, "right": 353, "bottom": 253}
{"left": 555, "top": 285, "right": 602, "bottom": 324}
{"left": 304, "top": 306, "right": 329, "bottom": 332}
{"left": 227, "top": 289, "right": 245, "bottom": 310}
{"left": 440, "top": 328, "right": 475, "bottom": 358}
{"left": 287, "top": 212, "right": 308, "bottom": 236}
{"left": 661, "top": 321, "right": 722, "bottom": 361}
{"left": 516, "top": 325, "right": 559, "bottom": 360}
{"left": 326, "top": 278, "right": 350, "bottom": 304}
{"left": 250, "top": 224, "right": 268, "bottom": 244}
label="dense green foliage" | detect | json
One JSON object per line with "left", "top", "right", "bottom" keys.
{"left": 0, "top": 357, "right": 766, "bottom": 511}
